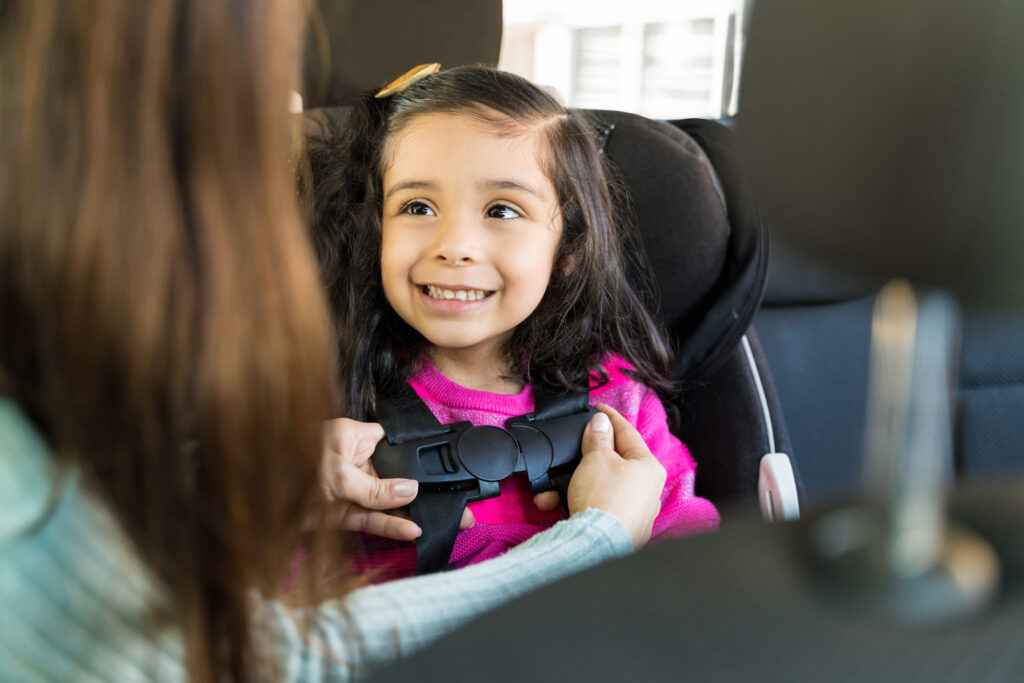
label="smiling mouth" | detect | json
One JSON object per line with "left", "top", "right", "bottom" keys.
{"left": 422, "top": 284, "right": 494, "bottom": 302}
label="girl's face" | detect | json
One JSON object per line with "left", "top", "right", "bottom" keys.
{"left": 380, "top": 111, "right": 562, "bottom": 364}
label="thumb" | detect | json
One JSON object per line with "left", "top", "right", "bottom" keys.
{"left": 595, "top": 403, "right": 653, "bottom": 462}
{"left": 580, "top": 409, "right": 614, "bottom": 457}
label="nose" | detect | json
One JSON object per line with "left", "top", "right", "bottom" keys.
{"left": 432, "top": 211, "right": 480, "bottom": 265}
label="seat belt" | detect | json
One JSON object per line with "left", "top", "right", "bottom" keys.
{"left": 374, "top": 378, "right": 592, "bottom": 575}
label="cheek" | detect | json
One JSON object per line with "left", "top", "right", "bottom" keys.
{"left": 379, "top": 231, "right": 408, "bottom": 299}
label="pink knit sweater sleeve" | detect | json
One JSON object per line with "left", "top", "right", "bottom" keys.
{"left": 634, "top": 388, "right": 720, "bottom": 538}
{"left": 594, "top": 356, "right": 720, "bottom": 539}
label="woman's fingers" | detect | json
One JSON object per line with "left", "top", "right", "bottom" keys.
{"left": 568, "top": 405, "right": 666, "bottom": 548}
{"left": 325, "top": 458, "right": 419, "bottom": 510}
{"left": 579, "top": 408, "right": 614, "bottom": 458}
{"left": 533, "top": 490, "right": 562, "bottom": 511}
{"left": 305, "top": 503, "right": 423, "bottom": 540}
{"left": 594, "top": 404, "right": 654, "bottom": 462}
{"left": 460, "top": 506, "right": 476, "bottom": 530}
{"left": 323, "top": 418, "right": 386, "bottom": 467}
{"left": 341, "top": 508, "right": 422, "bottom": 540}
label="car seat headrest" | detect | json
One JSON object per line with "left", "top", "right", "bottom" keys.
{"left": 584, "top": 111, "right": 730, "bottom": 346}
{"left": 302, "top": 0, "right": 502, "bottom": 109}
{"left": 739, "top": 2, "right": 1024, "bottom": 304}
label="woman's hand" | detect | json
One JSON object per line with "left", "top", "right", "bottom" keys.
{"left": 565, "top": 404, "right": 666, "bottom": 549}
{"left": 315, "top": 418, "right": 473, "bottom": 540}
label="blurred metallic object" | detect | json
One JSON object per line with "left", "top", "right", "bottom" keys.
{"left": 739, "top": 1, "right": 1024, "bottom": 303}
{"left": 808, "top": 281, "right": 998, "bottom": 624}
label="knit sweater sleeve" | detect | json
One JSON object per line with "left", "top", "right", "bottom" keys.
{"left": 270, "top": 508, "right": 631, "bottom": 681}
{"left": 0, "top": 397, "right": 630, "bottom": 683}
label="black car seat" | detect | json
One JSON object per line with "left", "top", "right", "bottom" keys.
{"left": 588, "top": 112, "right": 801, "bottom": 517}
{"left": 748, "top": 229, "right": 881, "bottom": 505}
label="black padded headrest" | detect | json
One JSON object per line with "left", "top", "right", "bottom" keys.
{"left": 589, "top": 115, "right": 769, "bottom": 383}
{"left": 583, "top": 111, "right": 730, "bottom": 353}
{"left": 302, "top": 0, "right": 502, "bottom": 109}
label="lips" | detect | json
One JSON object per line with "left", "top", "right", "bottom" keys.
{"left": 422, "top": 284, "right": 494, "bottom": 302}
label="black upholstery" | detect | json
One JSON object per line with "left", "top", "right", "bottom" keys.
{"left": 752, "top": 232, "right": 1024, "bottom": 501}
{"left": 371, "top": 480, "right": 1024, "bottom": 683}
{"left": 751, "top": 232, "right": 881, "bottom": 504}
{"left": 589, "top": 113, "right": 793, "bottom": 510}
{"left": 683, "top": 327, "right": 796, "bottom": 508}
{"left": 587, "top": 111, "right": 731, "bottom": 373}
{"left": 301, "top": 0, "right": 502, "bottom": 109}
{"left": 956, "top": 307, "right": 1024, "bottom": 480}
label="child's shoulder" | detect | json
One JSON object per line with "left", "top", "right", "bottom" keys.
{"left": 588, "top": 352, "right": 634, "bottom": 388}
{"left": 588, "top": 353, "right": 649, "bottom": 408}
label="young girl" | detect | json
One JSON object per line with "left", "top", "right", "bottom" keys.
{"left": 308, "top": 64, "right": 719, "bottom": 579}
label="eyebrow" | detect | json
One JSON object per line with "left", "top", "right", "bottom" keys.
{"left": 383, "top": 180, "right": 437, "bottom": 202}
{"left": 480, "top": 179, "right": 544, "bottom": 199}
{"left": 383, "top": 178, "right": 545, "bottom": 202}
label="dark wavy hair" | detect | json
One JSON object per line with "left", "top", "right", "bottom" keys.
{"left": 307, "top": 65, "right": 675, "bottom": 422}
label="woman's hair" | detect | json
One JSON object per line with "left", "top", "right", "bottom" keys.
{"left": 0, "top": 1, "right": 339, "bottom": 681}
{"left": 307, "top": 65, "right": 676, "bottom": 421}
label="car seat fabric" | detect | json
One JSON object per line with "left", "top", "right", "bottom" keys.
{"left": 956, "top": 307, "right": 1024, "bottom": 479}
{"left": 588, "top": 113, "right": 797, "bottom": 510}
{"left": 752, "top": 231, "right": 881, "bottom": 504}
{"left": 753, "top": 228, "right": 1024, "bottom": 500}
{"left": 301, "top": 0, "right": 503, "bottom": 109}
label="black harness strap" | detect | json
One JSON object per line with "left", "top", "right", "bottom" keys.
{"left": 376, "top": 381, "right": 451, "bottom": 443}
{"left": 376, "top": 381, "right": 460, "bottom": 574}
{"left": 529, "top": 382, "right": 589, "bottom": 504}
{"left": 407, "top": 489, "right": 470, "bottom": 575}
{"left": 532, "top": 382, "right": 590, "bottom": 420}
{"left": 375, "top": 378, "right": 590, "bottom": 575}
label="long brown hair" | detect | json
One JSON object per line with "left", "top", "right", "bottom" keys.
{"left": 307, "top": 65, "right": 676, "bottom": 422}
{"left": 0, "top": 1, "right": 337, "bottom": 681}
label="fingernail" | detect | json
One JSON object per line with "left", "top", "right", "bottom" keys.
{"left": 392, "top": 480, "right": 418, "bottom": 497}
{"left": 591, "top": 412, "right": 611, "bottom": 433}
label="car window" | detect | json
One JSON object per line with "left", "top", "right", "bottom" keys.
{"left": 499, "top": 0, "right": 750, "bottom": 119}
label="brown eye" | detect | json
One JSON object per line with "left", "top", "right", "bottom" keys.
{"left": 401, "top": 201, "right": 435, "bottom": 216}
{"left": 486, "top": 204, "right": 521, "bottom": 219}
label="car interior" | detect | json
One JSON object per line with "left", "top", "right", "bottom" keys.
{"left": 297, "top": 0, "right": 1024, "bottom": 678}
{"left": 301, "top": 0, "right": 801, "bottom": 521}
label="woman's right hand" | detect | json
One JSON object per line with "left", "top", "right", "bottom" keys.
{"left": 315, "top": 418, "right": 476, "bottom": 540}
{"left": 567, "top": 404, "right": 667, "bottom": 549}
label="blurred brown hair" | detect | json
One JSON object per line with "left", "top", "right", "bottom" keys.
{"left": 0, "top": 1, "right": 338, "bottom": 680}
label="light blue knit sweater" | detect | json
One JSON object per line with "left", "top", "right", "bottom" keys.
{"left": 0, "top": 398, "right": 631, "bottom": 682}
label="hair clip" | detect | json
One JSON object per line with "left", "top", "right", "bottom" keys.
{"left": 375, "top": 63, "right": 442, "bottom": 99}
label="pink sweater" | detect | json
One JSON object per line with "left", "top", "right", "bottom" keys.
{"left": 356, "top": 355, "right": 719, "bottom": 579}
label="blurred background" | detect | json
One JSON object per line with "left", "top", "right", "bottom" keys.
{"left": 500, "top": 0, "right": 749, "bottom": 119}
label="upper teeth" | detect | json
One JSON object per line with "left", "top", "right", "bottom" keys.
{"left": 426, "top": 285, "right": 489, "bottom": 301}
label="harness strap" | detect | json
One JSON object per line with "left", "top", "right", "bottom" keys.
{"left": 376, "top": 377, "right": 588, "bottom": 575}
{"left": 408, "top": 489, "right": 470, "bottom": 574}
{"left": 532, "top": 382, "right": 590, "bottom": 420}
{"left": 532, "top": 382, "right": 588, "bottom": 507}
{"left": 376, "top": 380, "right": 450, "bottom": 443}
